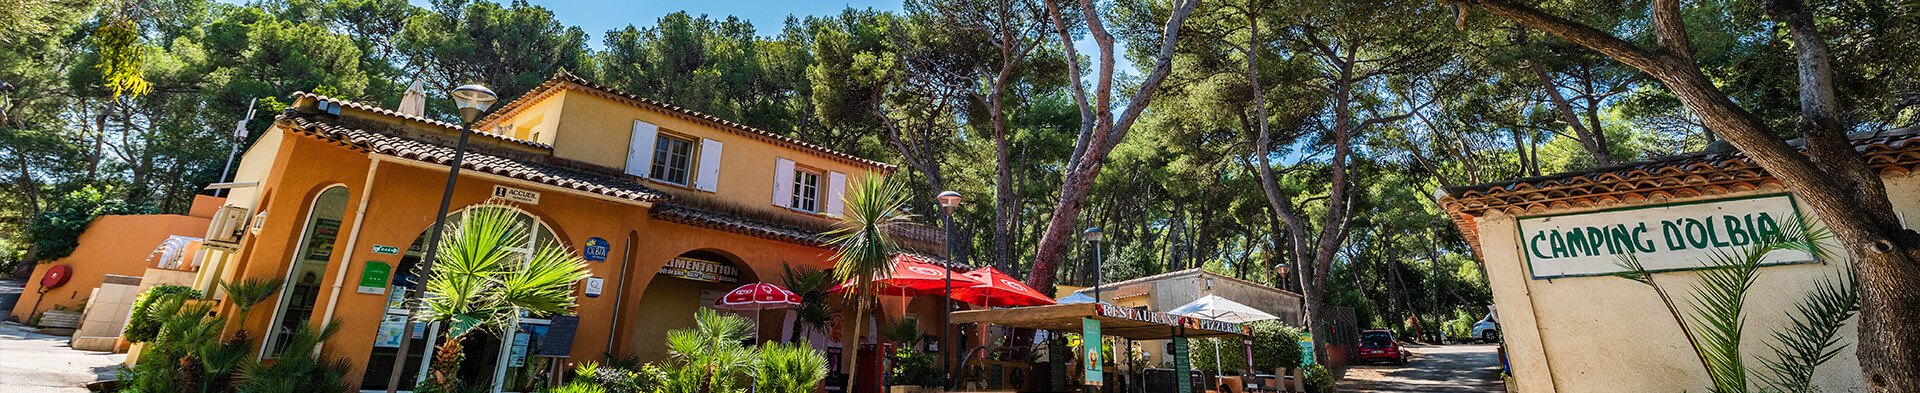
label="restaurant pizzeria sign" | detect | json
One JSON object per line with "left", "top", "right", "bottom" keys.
{"left": 1095, "top": 304, "right": 1250, "bottom": 335}
{"left": 1518, "top": 194, "right": 1816, "bottom": 279}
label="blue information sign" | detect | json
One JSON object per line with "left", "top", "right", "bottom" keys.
{"left": 583, "top": 237, "right": 610, "bottom": 262}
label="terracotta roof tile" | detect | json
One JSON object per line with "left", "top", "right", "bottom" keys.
{"left": 280, "top": 114, "right": 669, "bottom": 203}
{"left": 290, "top": 91, "right": 552, "bottom": 149}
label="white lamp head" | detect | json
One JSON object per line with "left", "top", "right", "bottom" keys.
{"left": 451, "top": 84, "right": 498, "bottom": 122}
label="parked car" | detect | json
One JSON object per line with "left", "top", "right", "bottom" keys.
{"left": 1358, "top": 329, "right": 1410, "bottom": 366}
{"left": 1472, "top": 313, "right": 1500, "bottom": 342}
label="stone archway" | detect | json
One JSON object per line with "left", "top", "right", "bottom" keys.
{"left": 628, "top": 249, "right": 763, "bottom": 362}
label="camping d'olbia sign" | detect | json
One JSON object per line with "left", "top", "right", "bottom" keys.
{"left": 1518, "top": 194, "right": 1816, "bottom": 279}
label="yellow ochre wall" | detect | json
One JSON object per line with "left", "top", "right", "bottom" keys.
{"left": 1470, "top": 175, "right": 1920, "bottom": 393}
{"left": 11, "top": 198, "right": 221, "bottom": 321}
{"left": 219, "top": 120, "right": 872, "bottom": 388}
{"left": 517, "top": 89, "right": 882, "bottom": 213}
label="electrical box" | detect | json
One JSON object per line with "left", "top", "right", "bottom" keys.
{"left": 204, "top": 205, "right": 251, "bottom": 249}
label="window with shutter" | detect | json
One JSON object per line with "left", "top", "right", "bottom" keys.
{"left": 650, "top": 135, "right": 694, "bottom": 186}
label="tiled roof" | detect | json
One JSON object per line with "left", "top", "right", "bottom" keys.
{"left": 289, "top": 91, "right": 552, "bottom": 149}
{"left": 279, "top": 114, "right": 670, "bottom": 203}
{"left": 1437, "top": 127, "right": 1920, "bottom": 258}
{"left": 475, "top": 71, "right": 896, "bottom": 171}
{"left": 651, "top": 203, "right": 826, "bottom": 246}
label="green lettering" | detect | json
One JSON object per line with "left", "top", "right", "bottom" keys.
{"left": 1633, "top": 222, "right": 1657, "bottom": 253}
{"left": 1567, "top": 229, "right": 1592, "bottom": 257}
{"left": 1756, "top": 213, "right": 1782, "bottom": 242}
{"left": 1705, "top": 216, "right": 1730, "bottom": 247}
{"left": 1610, "top": 225, "right": 1634, "bottom": 255}
{"left": 1530, "top": 231, "right": 1552, "bottom": 259}
{"left": 1684, "top": 218, "right": 1710, "bottom": 249}
{"left": 1550, "top": 230, "right": 1568, "bottom": 258}
{"left": 1586, "top": 227, "right": 1610, "bottom": 255}
{"left": 1661, "top": 220, "right": 1686, "bottom": 250}
{"left": 1723, "top": 216, "right": 1750, "bottom": 246}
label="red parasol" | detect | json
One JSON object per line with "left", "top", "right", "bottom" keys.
{"left": 828, "top": 255, "right": 982, "bottom": 296}
{"left": 950, "top": 267, "right": 1056, "bottom": 307}
{"left": 714, "top": 282, "right": 802, "bottom": 310}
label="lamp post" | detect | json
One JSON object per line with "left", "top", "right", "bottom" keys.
{"left": 936, "top": 190, "right": 963, "bottom": 391}
{"left": 1083, "top": 227, "right": 1103, "bottom": 301}
{"left": 383, "top": 84, "right": 497, "bottom": 393}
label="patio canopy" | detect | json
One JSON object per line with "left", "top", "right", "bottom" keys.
{"left": 949, "top": 303, "right": 1249, "bottom": 340}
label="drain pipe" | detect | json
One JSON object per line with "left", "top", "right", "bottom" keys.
{"left": 605, "top": 234, "right": 634, "bottom": 355}
{"left": 316, "top": 160, "right": 381, "bottom": 352}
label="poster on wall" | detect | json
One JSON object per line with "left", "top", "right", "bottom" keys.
{"left": 508, "top": 331, "right": 531, "bottom": 367}
{"left": 1082, "top": 318, "right": 1102, "bottom": 386}
{"left": 306, "top": 219, "right": 341, "bottom": 260}
{"left": 374, "top": 314, "right": 407, "bottom": 348}
{"left": 1516, "top": 194, "right": 1816, "bottom": 279}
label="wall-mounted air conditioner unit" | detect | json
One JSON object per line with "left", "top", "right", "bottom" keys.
{"left": 204, "top": 205, "right": 251, "bottom": 249}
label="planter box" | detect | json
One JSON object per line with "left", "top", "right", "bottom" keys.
{"left": 888, "top": 385, "right": 943, "bottom": 393}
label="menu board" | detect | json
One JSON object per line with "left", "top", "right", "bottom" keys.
{"left": 536, "top": 315, "right": 579, "bottom": 358}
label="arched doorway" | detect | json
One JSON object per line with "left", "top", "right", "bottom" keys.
{"left": 358, "top": 205, "right": 562, "bottom": 393}
{"left": 628, "top": 249, "right": 761, "bottom": 362}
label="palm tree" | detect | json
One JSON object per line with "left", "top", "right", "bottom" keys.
{"left": 660, "top": 308, "right": 758, "bottom": 393}
{"left": 413, "top": 201, "right": 592, "bottom": 389}
{"left": 820, "top": 174, "right": 913, "bottom": 387}
{"left": 779, "top": 262, "right": 833, "bottom": 343}
{"left": 755, "top": 340, "right": 829, "bottom": 393}
{"left": 218, "top": 277, "right": 283, "bottom": 341}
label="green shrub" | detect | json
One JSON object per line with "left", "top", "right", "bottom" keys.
{"left": 124, "top": 284, "right": 200, "bottom": 343}
{"left": 1302, "top": 364, "right": 1331, "bottom": 389}
{"left": 887, "top": 347, "right": 944, "bottom": 387}
{"left": 756, "top": 340, "right": 828, "bottom": 393}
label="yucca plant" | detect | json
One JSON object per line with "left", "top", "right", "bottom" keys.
{"left": 234, "top": 320, "right": 353, "bottom": 393}
{"left": 1614, "top": 214, "right": 1856, "bottom": 393}
{"left": 218, "top": 277, "right": 283, "bottom": 341}
{"left": 755, "top": 340, "right": 829, "bottom": 393}
{"left": 659, "top": 308, "right": 758, "bottom": 393}
{"left": 413, "top": 201, "right": 592, "bottom": 390}
{"left": 820, "top": 174, "right": 913, "bottom": 385}
{"left": 779, "top": 262, "right": 834, "bottom": 344}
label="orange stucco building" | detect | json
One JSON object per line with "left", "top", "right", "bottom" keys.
{"left": 191, "top": 72, "right": 955, "bottom": 393}
{"left": 12, "top": 195, "right": 225, "bottom": 322}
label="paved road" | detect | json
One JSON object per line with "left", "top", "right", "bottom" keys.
{"left": 0, "top": 321, "right": 124, "bottom": 393}
{"left": 1338, "top": 344, "right": 1505, "bottom": 393}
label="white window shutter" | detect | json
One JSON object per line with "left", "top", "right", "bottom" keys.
{"left": 625, "top": 120, "right": 659, "bottom": 178}
{"left": 826, "top": 171, "right": 847, "bottom": 216}
{"left": 694, "top": 139, "right": 724, "bottom": 192}
{"left": 772, "top": 158, "right": 795, "bottom": 207}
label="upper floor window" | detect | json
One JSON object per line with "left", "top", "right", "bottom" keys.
{"left": 651, "top": 135, "right": 694, "bottom": 185}
{"left": 791, "top": 169, "right": 820, "bottom": 212}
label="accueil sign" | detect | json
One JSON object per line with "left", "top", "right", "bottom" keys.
{"left": 1517, "top": 194, "right": 1816, "bottom": 279}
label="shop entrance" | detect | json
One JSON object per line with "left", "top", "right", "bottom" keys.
{"left": 628, "top": 249, "right": 761, "bottom": 363}
{"left": 357, "top": 205, "right": 562, "bottom": 393}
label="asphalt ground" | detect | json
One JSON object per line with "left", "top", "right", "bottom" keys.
{"left": 1337, "top": 344, "right": 1505, "bottom": 393}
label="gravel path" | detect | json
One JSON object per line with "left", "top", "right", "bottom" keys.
{"left": 0, "top": 321, "right": 124, "bottom": 393}
{"left": 1338, "top": 344, "right": 1505, "bottom": 393}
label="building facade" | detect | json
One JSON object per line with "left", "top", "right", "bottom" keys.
{"left": 1072, "top": 268, "right": 1306, "bottom": 366}
{"left": 190, "top": 72, "right": 948, "bottom": 393}
{"left": 1438, "top": 130, "right": 1920, "bottom": 392}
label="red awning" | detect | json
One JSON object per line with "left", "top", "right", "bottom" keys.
{"left": 951, "top": 267, "right": 1056, "bottom": 307}
{"left": 828, "top": 255, "right": 982, "bottom": 297}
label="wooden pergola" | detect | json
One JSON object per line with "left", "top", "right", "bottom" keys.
{"left": 950, "top": 303, "right": 1248, "bottom": 340}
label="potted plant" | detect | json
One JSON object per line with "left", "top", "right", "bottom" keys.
{"left": 886, "top": 347, "right": 945, "bottom": 393}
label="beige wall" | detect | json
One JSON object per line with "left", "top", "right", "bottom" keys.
{"left": 531, "top": 90, "right": 883, "bottom": 215}
{"left": 1469, "top": 177, "right": 1920, "bottom": 393}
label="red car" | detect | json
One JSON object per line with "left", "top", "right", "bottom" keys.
{"left": 1358, "top": 329, "right": 1410, "bottom": 366}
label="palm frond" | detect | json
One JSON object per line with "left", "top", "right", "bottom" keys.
{"left": 1756, "top": 270, "right": 1859, "bottom": 393}
{"left": 824, "top": 174, "right": 915, "bottom": 293}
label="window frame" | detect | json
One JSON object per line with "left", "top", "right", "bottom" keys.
{"left": 790, "top": 167, "right": 822, "bottom": 213}
{"left": 649, "top": 133, "right": 695, "bottom": 186}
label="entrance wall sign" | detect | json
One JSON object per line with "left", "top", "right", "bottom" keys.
{"left": 659, "top": 257, "right": 740, "bottom": 283}
{"left": 583, "top": 277, "right": 604, "bottom": 298}
{"left": 583, "top": 237, "right": 609, "bottom": 262}
{"left": 357, "top": 261, "right": 392, "bottom": 294}
{"left": 492, "top": 185, "right": 541, "bottom": 205}
{"left": 1516, "top": 194, "right": 1815, "bottom": 279}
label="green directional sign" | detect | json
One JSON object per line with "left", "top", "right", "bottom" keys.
{"left": 371, "top": 245, "right": 401, "bottom": 255}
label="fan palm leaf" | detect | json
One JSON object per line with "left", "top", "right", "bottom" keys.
{"left": 412, "top": 201, "right": 591, "bottom": 390}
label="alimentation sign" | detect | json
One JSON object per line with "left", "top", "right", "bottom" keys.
{"left": 1518, "top": 194, "right": 1816, "bottom": 279}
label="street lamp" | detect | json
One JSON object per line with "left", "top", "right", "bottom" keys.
{"left": 384, "top": 83, "right": 497, "bottom": 393}
{"left": 936, "top": 190, "right": 963, "bottom": 391}
{"left": 1083, "top": 227, "right": 1103, "bottom": 302}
